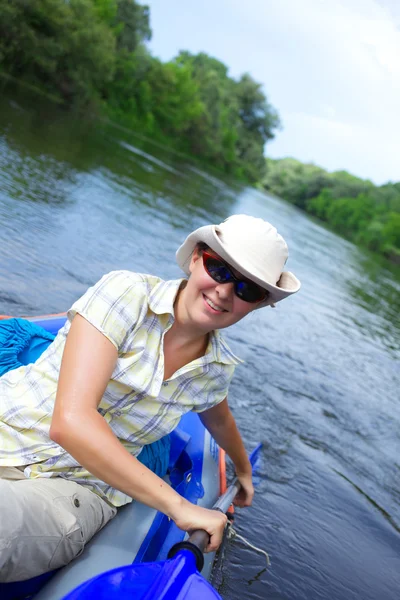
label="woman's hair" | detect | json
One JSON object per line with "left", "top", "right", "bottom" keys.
{"left": 195, "top": 242, "right": 209, "bottom": 254}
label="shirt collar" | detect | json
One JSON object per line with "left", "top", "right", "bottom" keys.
{"left": 210, "top": 329, "right": 244, "bottom": 365}
{"left": 149, "top": 278, "right": 243, "bottom": 366}
{"left": 149, "top": 278, "right": 185, "bottom": 317}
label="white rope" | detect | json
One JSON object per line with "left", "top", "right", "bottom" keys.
{"left": 226, "top": 522, "right": 271, "bottom": 567}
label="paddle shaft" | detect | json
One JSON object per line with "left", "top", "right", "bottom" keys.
{"left": 186, "top": 478, "right": 241, "bottom": 553}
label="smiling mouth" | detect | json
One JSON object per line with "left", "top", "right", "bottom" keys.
{"left": 203, "top": 295, "right": 228, "bottom": 313}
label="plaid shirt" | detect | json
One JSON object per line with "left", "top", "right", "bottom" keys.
{"left": 0, "top": 271, "right": 241, "bottom": 506}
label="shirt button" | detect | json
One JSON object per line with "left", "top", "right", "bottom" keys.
{"left": 163, "top": 382, "right": 168, "bottom": 387}
{"left": 74, "top": 498, "right": 80, "bottom": 508}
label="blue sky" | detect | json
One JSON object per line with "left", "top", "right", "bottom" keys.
{"left": 145, "top": 0, "right": 400, "bottom": 185}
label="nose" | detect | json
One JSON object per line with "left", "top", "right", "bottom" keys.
{"left": 216, "top": 281, "right": 235, "bottom": 300}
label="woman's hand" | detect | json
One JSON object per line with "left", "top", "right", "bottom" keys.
{"left": 233, "top": 472, "right": 254, "bottom": 507}
{"left": 171, "top": 499, "right": 228, "bottom": 553}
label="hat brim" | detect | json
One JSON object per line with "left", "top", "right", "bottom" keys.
{"left": 176, "top": 224, "right": 300, "bottom": 307}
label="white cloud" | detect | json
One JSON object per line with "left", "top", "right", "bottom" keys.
{"left": 267, "top": 111, "right": 399, "bottom": 184}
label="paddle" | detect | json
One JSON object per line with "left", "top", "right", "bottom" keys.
{"left": 63, "top": 443, "right": 262, "bottom": 600}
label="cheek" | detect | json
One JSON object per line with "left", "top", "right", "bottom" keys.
{"left": 232, "top": 298, "right": 255, "bottom": 318}
{"left": 194, "top": 269, "right": 216, "bottom": 290}
{"left": 187, "top": 269, "right": 215, "bottom": 295}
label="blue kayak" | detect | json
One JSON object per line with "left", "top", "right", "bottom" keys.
{"left": 1, "top": 314, "right": 227, "bottom": 600}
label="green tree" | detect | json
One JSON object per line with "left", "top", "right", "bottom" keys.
{"left": 327, "top": 170, "right": 374, "bottom": 199}
{"left": 0, "top": 0, "right": 116, "bottom": 105}
{"left": 114, "top": 0, "right": 151, "bottom": 52}
{"left": 143, "top": 58, "right": 204, "bottom": 137}
{"left": 171, "top": 53, "right": 280, "bottom": 181}
{"left": 307, "top": 188, "right": 332, "bottom": 220}
{"left": 382, "top": 212, "right": 400, "bottom": 250}
{"left": 234, "top": 74, "right": 280, "bottom": 181}
{"left": 173, "top": 52, "right": 239, "bottom": 168}
{"left": 263, "top": 158, "right": 330, "bottom": 208}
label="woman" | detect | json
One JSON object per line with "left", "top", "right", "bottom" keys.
{"left": 0, "top": 214, "right": 300, "bottom": 582}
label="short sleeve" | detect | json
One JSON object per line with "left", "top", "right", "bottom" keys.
{"left": 67, "top": 271, "right": 147, "bottom": 350}
{"left": 191, "top": 363, "right": 236, "bottom": 413}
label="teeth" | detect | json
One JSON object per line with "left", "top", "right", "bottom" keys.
{"left": 205, "top": 297, "right": 225, "bottom": 312}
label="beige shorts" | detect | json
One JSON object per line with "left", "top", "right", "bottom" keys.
{"left": 0, "top": 467, "right": 117, "bottom": 582}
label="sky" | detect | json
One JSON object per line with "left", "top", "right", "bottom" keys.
{"left": 144, "top": 0, "right": 400, "bottom": 185}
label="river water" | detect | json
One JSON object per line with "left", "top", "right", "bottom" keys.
{"left": 0, "top": 86, "right": 399, "bottom": 600}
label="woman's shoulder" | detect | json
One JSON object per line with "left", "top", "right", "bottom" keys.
{"left": 98, "top": 269, "right": 161, "bottom": 285}
{"left": 92, "top": 270, "right": 163, "bottom": 297}
{"left": 69, "top": 270, "right": 165, "bottom": 319}
{"left": 66, "top": 271, "right": 167, "bottom": 347}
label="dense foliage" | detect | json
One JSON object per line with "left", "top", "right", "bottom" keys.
{"left": 262, "top": 158, "right": 400, "bottom": 262}
{"left": 0, "top": 0, "right": 280, "bottom": 182}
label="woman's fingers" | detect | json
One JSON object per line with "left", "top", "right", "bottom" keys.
{"left": 233, "top": 474, "right": 254, "bottom": 507}
{"left": 173, "top": 501, "right": 228, "bottom": 552}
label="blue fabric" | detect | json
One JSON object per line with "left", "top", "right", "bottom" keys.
{"left": 168, "top": 427, "right": 190, "bottom": 470}
{"left": 0, "top": 318, "right": 171, "bottom": 478}
{"left": 18, "top": 335, "right": 54, "bottom": 364}
{"left": 0, "top": 318, "right": 55, "bottom": 376}
{"left": 137, "top": 434, "right": 171, "bottom": 477}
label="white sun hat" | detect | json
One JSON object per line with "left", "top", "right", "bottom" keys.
{"left": 176, "top": 214, "right": 300, "bottom": 307}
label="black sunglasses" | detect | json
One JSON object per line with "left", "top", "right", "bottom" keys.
{"left": 202, "top": 251, "right": 267, "bottom": 303}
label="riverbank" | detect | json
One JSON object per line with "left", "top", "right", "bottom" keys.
{"left": 261, "top": 157, "right": 400, "bottom": 265}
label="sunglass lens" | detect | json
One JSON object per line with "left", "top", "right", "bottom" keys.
{"left": 204, "top": 253, "right": 266, "bottom": 303}
{"left": 204, "top": 256, "right": 232, "bottom": 283}
{"left": 235, "top": 281, "right": 265, "bottom": 302}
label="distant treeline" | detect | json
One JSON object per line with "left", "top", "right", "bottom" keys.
{"left": 261, "top": 158, "right": 400, "bottom": 263}
{"left": 0, "top": 0, "right": 280, "bottom": 182}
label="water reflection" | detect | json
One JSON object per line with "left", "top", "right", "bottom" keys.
{"left": 0, "top": 138, "right": 77, "bottom": 205}
{"left": 0, "top": 84, "right": 240, "bottom": 222}
{"left": 344, "top": 249, "right": 400, "bottom": 354}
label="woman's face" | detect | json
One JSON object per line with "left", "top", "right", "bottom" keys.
{"left": 177, "top": 247, "right": 261, "bottom": 332}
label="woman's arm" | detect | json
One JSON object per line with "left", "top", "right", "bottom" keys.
{"left": 50, "top": 314, "right": 227, "bottom": 551}
{"left": 199, "top": 399, "right": 254, "bottom": 507}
